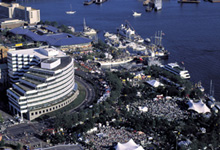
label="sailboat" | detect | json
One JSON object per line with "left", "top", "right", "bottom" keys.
{"left": 83, "top": 18, "right": 97, "bottom": 35}
{"left": 66, "top": 4, "right": 76, "bottom": 14}
{"left": 132, "top": 11, "right": 142, "bottom": 17}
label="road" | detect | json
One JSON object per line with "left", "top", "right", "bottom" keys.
{"left": 69, "top": 75, "right": 95, "bottom": 113}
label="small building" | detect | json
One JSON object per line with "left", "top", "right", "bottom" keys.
{"left": 0, "top": 18, "right": 25, "bottom": 29}
{"left": 0, "top": 46, "right": 9, "bottom": 63}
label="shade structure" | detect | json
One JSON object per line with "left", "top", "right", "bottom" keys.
{"left": 115, "top": 139, "right": 144, "bottom": 150}
{"left": 187, "top": 100, "right": 211, "bottom": 114}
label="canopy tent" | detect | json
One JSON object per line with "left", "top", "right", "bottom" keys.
{"left": 115, "top": 139, "right": 144, "bottom": 150}
{"left": 187, "top": 100, "right": 211, "bottom": 114}
{"left": 146, "top": 79, "right": 164, "bottom": 88}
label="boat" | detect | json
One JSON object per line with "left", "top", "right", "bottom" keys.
{"left": 154, "top": 0, "right": 162, "bottom": 11}
{"left": 83, "top": 18, "right": 97, "bottom": 35}
{"left": 95, "top": 0, "right": 107, "bottom": 4}
{"left": 197, "top": 81, "right": 205, "bottom": 92}
{"left": 153, "top": 48, "right": 169, "bottom": 59}
{"left": 133, "top": 11, "right": 142, "bottom": 17}
{"left": 117, "top": 23, "right": 135, "bottom": 39}
{"left": 66, "top": 4, "right": 76, "bottom": 14}
{"left": 84, "top": 0, "right": 94, "bottom": 5}
{"left": 118, "top": 21, "right": 144, "bottom": 43}
{"left": 162, "top": 62, "right": 190, "bottom": 79}
{"left": 143, "top": 0, "right": 150, "bottom": 5}
{"left": 151, "top": 31, "right": 169, "bottom": 59}
{"left": 145, "top": 38, "right": 151, "bottom": 43}
{"left": 146, "top": 5, "right": 153, "bottom": 12}
{"left": 95, "top": 57, "right": 133, "bottom": 66}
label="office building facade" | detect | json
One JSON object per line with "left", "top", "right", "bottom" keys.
{"left": 7, "top": 48, "right": 78, "bottom": 120}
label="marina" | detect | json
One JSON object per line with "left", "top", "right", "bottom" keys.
{"left": 14, "top": 0, "right": 220, "bottom": 101}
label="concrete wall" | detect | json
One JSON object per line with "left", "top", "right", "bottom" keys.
{"left": 28, "top": 90, "right": 79, "bottom": 120}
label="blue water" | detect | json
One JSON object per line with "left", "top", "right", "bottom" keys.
{"left": 16, "top": 0, "right": 220, "bottom": 99}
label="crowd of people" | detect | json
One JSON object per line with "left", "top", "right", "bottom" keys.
{"left": 132, "top": 97, "right": 189, "bottom": 121}
{"left": 84, "top": 125, "right": 147, "bottom": 150}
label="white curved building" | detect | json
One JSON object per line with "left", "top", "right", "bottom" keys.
{"left": 7, "top": 48, "right": 78, "bottom": 120}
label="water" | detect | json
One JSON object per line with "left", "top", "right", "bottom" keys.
{"left": 16, "top": 0, "right": 220, "bottom": 99}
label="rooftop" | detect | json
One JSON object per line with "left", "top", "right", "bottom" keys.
{"left": 8, "top": 47, "right": 66, "bottom": 59}
{"left": 34, "top": 56, "right": 72, "bottom": 71}
{"left": 10, "top": 27, "right": 92, "bottom": 46}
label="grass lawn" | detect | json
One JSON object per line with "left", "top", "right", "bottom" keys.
{"left": 36, "top": 81, "right": 86, "bottom": 120}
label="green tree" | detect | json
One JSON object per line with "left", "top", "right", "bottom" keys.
{"left": 0, "top": 113, "right": 3, "bottom": 124}
{"left": 15, "top": 143, "right": 22, "bottom": 150}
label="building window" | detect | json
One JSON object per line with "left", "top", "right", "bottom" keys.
{"left": 43, "top": 110, "right": 45, "bottom": 113}
{"left": 39, "top": 111, "right": 41, "bottom": 114}
{"left": 35, "top": 112, "right": 38, "bottom": 115}
{"left": 50, "top": 108, "right": 52, "bottom": 111}
{"left": 46, "top": 109, "right": 48, "bottom": 112}
{"left": 56, "top": 106, "right": 57, "bottom": 109}
{"left": 31, "top": 113, "right": 34, "bottom": 116}
{"left": 31, "top": 12, "right": 33, "bottom": 18}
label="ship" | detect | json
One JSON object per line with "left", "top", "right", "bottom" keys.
{"left": 95, "top": 57, "right": 133, "bottom": 66}
{"left": 83, "top": 18, "right": 97, "bottom": 35}
{"left": 154, "top": 0, "right": 162, "bottom": 11}
{"left": 95, "top": 0, "right": 107, "bottom": 4}
{"left": 84, "top": 0, "right": 94, "bottom": 5}
{"left": 151, "top": 31, "right": 169, "bottom": 59}
{"left": 162, "top": 62, "right": 190, "bottom": 79}
{"left": 117, "top": 21, "right": 144, "bottom": 43}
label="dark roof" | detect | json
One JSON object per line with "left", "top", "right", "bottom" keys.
{"left": 10, "top": 27, "right": 92, "bottom": 46}
{"left": 51, "top": 36, "right": 92, "bottom": 46}
{"left": 43, "top": 25, "right": 58, "bottom": 33}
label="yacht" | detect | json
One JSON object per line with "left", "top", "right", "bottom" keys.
{"left": 154, "top": 0, "right": 162, "bottom": 11}
{"left": 118, "top": 23, "right": 135, "bottom": 39}
{"left": 133, "top": 11, "right": 142, "bottom": 17}
{"left": 95, "top": 57, "right": 133, "bottom": 66}
{"left": 83, "top": 18, "right": 97, "bottom": 35}
{"left": 66, "top": 4, "right": 76, "bottom": 14}
{"left": 162, "top": 63, "right": 190, "bottom": 79}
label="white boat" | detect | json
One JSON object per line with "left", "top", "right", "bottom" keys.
{"left": 83, "top": 18, "right": 97, "bottom": 35}
{"left": 66, "top": 4, "right": 76, "bottom": 14}
{"left": 162, "top": 62, "right": 190, "bottom": 79}
{"left": 118, "top": 23, "right": 135, "bottom": 39}
{"left": 197, "top": 81, "right": 205, "bottom": 92}
{"left": 145, "top": 38, "right": 151, "bottom": 43}
{"left": 133, "top": 11, "right": 142, "bottom": 17}
{"left": 95, "top": 57, "right": 133, "bottom": 66}
{"left": 154, "top": 0, "right": 162, "bottom": 11}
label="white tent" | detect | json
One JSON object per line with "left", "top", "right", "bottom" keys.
{"left": 187, "top": 100, "right": 211, "bottom": 114}
{"left": 146, "top": 80, "right": 164, "bottom": 88}
{"left": 138, "top": 106, "right": 148, "bottom": 112}
{"left": 115, "top": 139, "right": 144, "bottom": 150}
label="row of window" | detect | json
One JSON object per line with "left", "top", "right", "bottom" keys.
{"left": 31, "top": 98, "right": 73, "bottom": 116}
